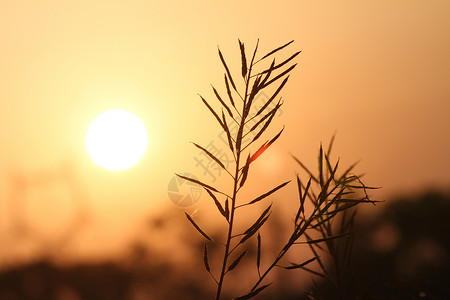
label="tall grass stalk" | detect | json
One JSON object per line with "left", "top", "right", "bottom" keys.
{"left": 177, "top": 40, "right": 376, "bottom": 300}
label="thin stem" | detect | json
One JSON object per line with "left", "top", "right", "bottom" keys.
{"left": 208, "top": 271, "right": 219, "bottom": 285}
{"left": 222, "top": 167, "right": 235, "bottom": 179}
{"left": 229, "top": 113, "right": 240, "bottom": 126}
{"left": 215, "top": 41, "right": 259, "bottom": 300}
{"left": 240, "top": 140, "right": 253, "bottom": 153}
{"left": 215, "top": 149, "right": 241, "bottom": 300}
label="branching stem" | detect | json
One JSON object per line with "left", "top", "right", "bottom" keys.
{"left": 214, "top": 41, "right": 259, "bottom": 300}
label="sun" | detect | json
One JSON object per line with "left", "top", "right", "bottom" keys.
{"left": 85, "top": 110, "right": 148, "bottom": 171}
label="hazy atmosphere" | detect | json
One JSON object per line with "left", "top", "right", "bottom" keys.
{"left": 0, "top": 1, "right": 449, "bottom": 299}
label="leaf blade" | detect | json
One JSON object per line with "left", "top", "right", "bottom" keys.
{"left": 218, "top": 48, "right": 237, "bottom": 91}
{"left": 176, "top": 173, "right": 219, "bottom": 193}
{"left": 239, "top": 39, "right": 247, "bottom": 78}
{"left": 234, "top": 283, "right": 272, "bottom": 300}
{"left": 251, "top": 103, "right": 279, "bottom": 143}
{"left": 221, "top": 111, "right": 235, "bottom": 154}
{"left": 284, "top": 257, "right": 317, "bottom": 270}
{"left": 240, "top": 154, "right": 251, "bottom": 188}
{"left": 227, "top": 249, "right": 248, "bottom": 272}
{"left": 254, "top": 75, "right": 289, "bottom": 118}
{"left": 260, "top": 40, "right": 294, "bottom": 60}
{"left": 244, "top": 181, "right": 290, "bottom": 206}
{"left": 203, "top": 244, "right": 211, "bottom": 272}
{"left": 199, "top": 94, "right": 225, "bottom": 131}
{"left": 260, "top": 51, "right": 301, "bottom": 75}
{"left": 261, "top": 63, "right": 297, "bottom": 89}
{"left": 239, "top": 204, "right": 272, "bottom": 244}
{"left": 185, "top": 212, "right": 212, "bottom": 241}
{"left": 257, "top": 232, "right": 261, "bottom": 274}
{"left": 205, "top": 188, "right": 227, "bottom": 220}
{"left": 224, "top": 74, "right": 236, "bottom": 108}
{"left": 192, "top": 142, "right": 228, "bottom": 172}
{"left": 212, "top": 85, "right": 234, "bottom": 119}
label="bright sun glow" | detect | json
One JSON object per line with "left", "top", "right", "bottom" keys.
{"left": 86, "top": 110, "right": 148, "bottom": 171}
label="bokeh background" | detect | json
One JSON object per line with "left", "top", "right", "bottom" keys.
{"left": 0, "top": 1, "right": 449, "bottom": 299}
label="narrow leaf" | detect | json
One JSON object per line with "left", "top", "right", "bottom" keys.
{"left": 240, "top": 205, "right": 272, "bottom": 244}
{"left": 224, "top": 74, "right": 236, "bottom": 108}
{"left": 298, "top": 266, "right": 326, "bottom": 278}
{"left": 240, "top": 214, "right": 270, "bottom": 244}
{"left": 244, "top": 75, "right": 261, "bottom": 119}
{"left": 249, "top": 142, "right": 268, "bottom": 164}
{"left": 260, "top": 51, "right": 301, "bottom": 75}
{"left": 227, "top": 249, "right": 248, "bottom": 272}
{"left": 301, "top": 177, "right": 311, "bottom": 209}
{"left": 285, "top": 257, "right": 317, "bottom": 270}
{"left": 337, "top": 161, "right": 360, "bottom": 184}
{"left": 222, "top": 111, "right": 235, "bottom": 154}
{"left": 244, "top": 204, "right": 272, "bottom": 234}
{"left": 205, "top": 189, "right": 226, "bottom": 219}
{"left": 249, "top": 126, "right": 284, "bottom": 164}
{"left": 254, "top": 75, "right": 289, "bottom": 118}
{"left": 203, "top": 244, "right": 210, "bottom": 272}
{"left": 317, "top": 159, "right": 340, "bottom": 205}
{"left": 252, "top": 104, "right": 278, "bottom": 143}
{"left": 249, "top": 39, "right": 259, "bottom": 69}
{"left": 347, "top": 184, "right": 379, "bottom": 190}
{"left": 313, "top": 210, "right": 346, "bottom": 229}
{"left": 295, "top": 175, "right": 311, "bottom": 224}
{"left": 316, "top": 187, "right": 346, "bottom": 217}
{"left": 318, "top": 143, "right": 324, "bottom": 187}
{"left": 305, "top": 233, "right": 328, "bottom": 275}
{"left": 234, "top": 283, "right": 272, "bottom": 300}
{"left": 303, "top": 232, "right": 351, "bottom": 244}
{"left": 294, "top": 175, "right": 306, "bottom": 225}
{"left": 239, "top": 39, "right": 247, "bottom": 78}
{"left": 260, "top": 40, "right": 294, "bottom": 60}
{"left": 192, "top": 142, "right": 227, "bottom": 172}
{"left": 323, "top": 152, "right": 333, "bottom": 176}
{"left": 265, "top": 126, "right": 284, "bottom": 148}
{"left": 199, "top": 94, "right": 225, "bottom": 130}
{"left": 338, "top": 198, "right": 380, "bottom": 204}
{"left": 259, "top": 59, "right": 275, "bottom": 87}
{"left": 323, "top": 202, "right": 360, "bottom": 216}
{"left": 236, "top": 121, "right": 244, "bottom": 150}
{"left": 240, "top": 154, "right": 250, "bottom": 188}
{"left": 218, "top": 48, "right": 237, "bottom": 91}
{"left": 250, "top": 99, "right": 282, "bottom": 133}
{"left": 291, "top": 155, "right": 319, "bottom": 183}
{"left": 244, "top": 181, "right": 290, "bottom": 206}
{"left": 176, "top": 173, "right": 219, "bottom": 193}
{"left": 257, "top": 232, "right": 261, "bottom": 273}
{"left": 326, "top": 133, "right": 336, "bottom": 157}
{"left": 261, "top": 63, "right": 297, "bottom": 89}
{"left": 185, "top": 212, "right": 212, "bottom": 241}
{"left": 301, "top": 177, "right": 312, "bottom": 209}
{"left": 224, "top": 197, "right": 230, "bottom": 221}
{"left": 212, "top": 85, "right": 233, "bottom": 118}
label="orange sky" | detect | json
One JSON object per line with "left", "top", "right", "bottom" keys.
{"left": 0, "top": 1, "right": 449, "bottom": 263}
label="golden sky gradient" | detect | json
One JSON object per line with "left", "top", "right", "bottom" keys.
{"left": 0, "top": 1, "right": 449, "bottom": 263}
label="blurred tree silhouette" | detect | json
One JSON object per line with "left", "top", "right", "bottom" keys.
{"left": 1, "top": 191, "right": 448, "bottom": 299}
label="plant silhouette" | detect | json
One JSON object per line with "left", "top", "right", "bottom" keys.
{"left": 177, "top": 40, "right": 377, "bottom": 300}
